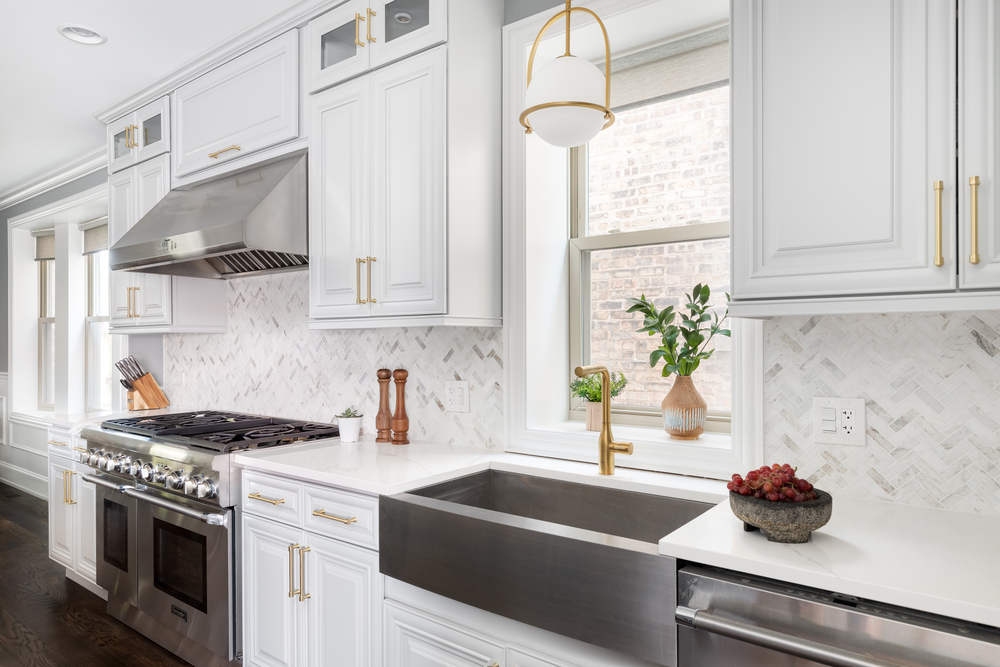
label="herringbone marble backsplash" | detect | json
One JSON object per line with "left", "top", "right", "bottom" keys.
{"left": 162, "top": 271, "right": 504, "bottom": 449}
{"left": 764, "top": 313, "right": 1000, "bottom": 515}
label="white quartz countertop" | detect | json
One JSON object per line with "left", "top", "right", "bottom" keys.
{"left": 659, "top": 497, "right": 1000, "bottom": 629}
{"left": 234, "top": 435, "right": 729, "bottom": 501}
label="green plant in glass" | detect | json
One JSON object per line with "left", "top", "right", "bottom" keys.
{"left": 626, "top": 284, "right": 731, "bottom": 377}
{"left": 570, "top": 371, "right": 627, "bottom": 403}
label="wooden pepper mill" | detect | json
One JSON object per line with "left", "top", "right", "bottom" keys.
{"left": 375, "top": 369, "right": 393, "bottom": 443}
{"left": 392, "top": 369, "right": 409, "bottom": 445}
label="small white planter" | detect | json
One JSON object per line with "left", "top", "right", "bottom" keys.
{"left": 337, "top": 416, "right": 363, "bottom": 443}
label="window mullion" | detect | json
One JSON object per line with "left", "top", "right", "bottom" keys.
{"left": 573, "top": 221, "right": 730, "bottom": 252}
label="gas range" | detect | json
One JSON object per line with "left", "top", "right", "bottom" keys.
{"left": 80, "top": 410, "right": 339, "bottom": 508}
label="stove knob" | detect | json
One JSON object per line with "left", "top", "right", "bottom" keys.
{"left": 165, "top": 470, "right": 187, "bottom": 490}
{"left": 97, "top": 452, "right": 112, "bottom": 470}
{"left": 88, "top": 449, "right": 100, "bottom": 467}
{"left": 154, "top": 465, "right": 169, "bottom": 484}
{"left": 128, "top": 459, "right": 143, "bottom": 477}
{"left": 116, "top": 455, "right": 132, "bottom": 473}
{"left": 196, "top": 478, "right": 218, "bottom": 500}
{"left": 140, "top": 463, "right": 155, "bottom": 482}
{"left": 184, "top": 475, "right": 202, "bottom": 496}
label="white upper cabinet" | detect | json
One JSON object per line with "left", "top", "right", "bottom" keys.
{"left": 107, "top": 96, "right": 170, "bottom": 173}
{"left": 731, "top": 0, "right": 957, "bottom": 304}
{"left": 306, "top": 0, "right": 447, "bottom": 93}
{"left": 173, "top": 30, "right": 299, "bottom": 178}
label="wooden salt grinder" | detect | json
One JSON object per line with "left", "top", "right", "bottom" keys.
{"left": 376, "top": 369, "right": 393, "bottom": 443}
{"left": 392, "top": 369, "right": 409, "bottom": 445}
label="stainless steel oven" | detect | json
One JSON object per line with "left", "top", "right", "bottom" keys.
{"left": 90, "top": 474, "right": 237, "bottom": 667}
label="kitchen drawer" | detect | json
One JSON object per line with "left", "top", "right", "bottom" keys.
{"left": 242, "top": 470, "right": 303, "bottom": 525}
{"left": 302, "top": 482, "right": 378, "bottom": 550}
{"left": 173, "top": 30, "right": 299, "bottom": 178}
{"left": 46, "top": 429, "right": 74, "bottom": 460}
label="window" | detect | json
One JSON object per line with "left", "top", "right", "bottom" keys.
{"left": 569, "top": 45, "right": 731, "bottom": 432}
{"left": 85, "top": 225, "right": 112, "bottom": 411}
{"left": 38, "top": 256, "right": 55, "bottom": 410}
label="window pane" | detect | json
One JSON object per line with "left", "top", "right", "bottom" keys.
{"left": 87, "top": 319, "right": 113, "bottom": 411}
{"left": 587, "top": 86, "right": 730, "bottom": 236}
{"left": 40, "top": 321, "right": 55, "bottom": 407}
{"left": 89, "top": 251, "right": 110, "bottom": 317}
{"left": 588, "top": 238, "right": 731, "bottom": 412}
{"left": 43, "top": 260, "right": 55, "bottom": 318}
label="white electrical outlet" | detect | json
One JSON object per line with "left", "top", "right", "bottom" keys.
{"left": 812, "top": 397, "right": 866, "bottom": 446}
{"left": 444, "top": 380, "right": 470, "bottom": 413}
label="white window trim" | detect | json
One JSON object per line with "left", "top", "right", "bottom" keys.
{"left": 502, "top": 0, "right": 762, "bottom": 480}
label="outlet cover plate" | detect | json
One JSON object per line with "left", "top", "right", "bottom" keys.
{"left": 444, "top": 380, "right": 470, "bottom": 413}
{"left": 812, "top": 397, "right": 866, "bottom": 446}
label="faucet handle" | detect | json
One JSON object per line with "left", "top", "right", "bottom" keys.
{"left": 610, "top": 441, "right": 633, "bottom": 455}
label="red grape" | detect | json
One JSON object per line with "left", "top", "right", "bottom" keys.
{"left": 730, "top": 464, "right": 819, "bottom": 503}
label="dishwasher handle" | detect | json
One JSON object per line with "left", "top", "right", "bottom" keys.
{"left": 676, "top": 606, "right": 905, "bottom": 667}
{"left": 83, "top": 474, "right": 228, "bottom": 527}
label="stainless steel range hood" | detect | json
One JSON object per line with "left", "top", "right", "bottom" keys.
{"left": 110, "top": 150, "right": 308, "bottom": 280}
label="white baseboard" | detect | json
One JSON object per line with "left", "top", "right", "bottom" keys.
{"left": 65, "top": 568, "right": 108, "bottom": 600}
{"left": 0, "top": 460, "right": 47, "bottom": 500}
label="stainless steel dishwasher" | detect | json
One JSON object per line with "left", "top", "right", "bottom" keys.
{"left": 676, "top": 566, "right": 1000, "bottom": 667}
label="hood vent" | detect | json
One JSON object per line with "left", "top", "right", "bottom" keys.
{"left": 110, "top": 150, "right": 308, "bottom": 280}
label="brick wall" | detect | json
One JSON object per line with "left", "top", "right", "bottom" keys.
{"left": 587, "top": 86, "right": 732, "bottom": 411}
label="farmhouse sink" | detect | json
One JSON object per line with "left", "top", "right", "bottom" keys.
{"left": 379, "top": 470, "right": 713, "bottom": 666}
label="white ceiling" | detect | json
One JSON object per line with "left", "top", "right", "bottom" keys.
{"left": 0, "top": 0, "right": 302, "bottom": 197}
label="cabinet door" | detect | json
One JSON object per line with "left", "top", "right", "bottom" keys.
{"left": 731, "top": 0, "right": 956, "bottom": 299}
{"left": 133, "top": 155, "right": 172, "bottom": 326}
{"left": 369, "top": 0, "right": 448, "bottom": 70}
{"left": 309, "top": 76, "right": 372, "bottom": 319}
{"left": 370, "top": 46, "right": 446, "bottom": 316}
{"left": 961, "top": 0, "right": 1000, "bottom": 287}
{"left": 508, "top": 648, "right": 577, "bottom": 667}
{"left": 48, "top": 458, "right": 75, "bottom": 569}
{"left": 134, "top": 96, "right": 170, "bottom": 164}
{"left": 243, "top": 515, "right": 303, "bottom": 667}
{"left": 385, "top": 602, "right": 505, "bottom": 667}
{"left": 73, "top": 461, "right": 99, "bottom": 583}
{"left": 307, "top": 0, "right": 371, "bottom": 93}
{"left": 174, "top": 30, "right": 299, "bottom": 177}
{"left": 304, "top": 533, "right": 380, "bottom": 667}
{"left": 109, "top": 168, "right": 137, "bottom": 326}
{"left": 107, "top": 113, "right": 137, "bottom": 173}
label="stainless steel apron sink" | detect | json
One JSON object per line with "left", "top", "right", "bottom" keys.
{"left": 379, "top": 470, "right": 713, "bottom": 666}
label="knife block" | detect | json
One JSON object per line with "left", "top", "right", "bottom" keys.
{"left": 127, "top": 374, "right": 170, "bottom": 410}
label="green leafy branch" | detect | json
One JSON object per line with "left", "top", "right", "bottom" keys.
{"left": 570, "top": 371, "right": 627, "bottom": 403}
{"left": 626, "top": 284, "right": 731, "bottom": 378}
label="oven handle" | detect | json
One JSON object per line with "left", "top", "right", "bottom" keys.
{"left": 83, "top": 474, "right": 229, "bottom": 527}
{"left": 675, "top": 606, "right": 904, "bottom": 667}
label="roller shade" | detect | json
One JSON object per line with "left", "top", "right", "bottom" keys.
{"left": 83, "top": 223, "right": 108, "bottom": 256}
{"left": 34, "top": 231, "right": 55, "bottom": 261}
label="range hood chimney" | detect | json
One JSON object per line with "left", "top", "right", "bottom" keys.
{"left": 109, "top": 150, "right": 307, "bottom": 280}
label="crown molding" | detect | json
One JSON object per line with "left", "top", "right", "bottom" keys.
{"left": 0, "top": 146, "right": 107, "bottom": 213}
{"left": 92, "top": 0, "right": 333, "bottom": 124}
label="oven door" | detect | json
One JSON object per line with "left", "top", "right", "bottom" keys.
{"left": 95, "top": 479, "right": 138, "bottom": 607}
{"left": 136, "top": 492, "right": 234, "bottom": 661}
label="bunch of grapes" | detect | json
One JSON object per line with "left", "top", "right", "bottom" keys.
{"left": 727, "top": 463, "right": 818, "bottom": 502}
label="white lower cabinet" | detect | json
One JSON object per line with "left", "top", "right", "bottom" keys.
{"left": 47, "top": 455, "right": 75, "bottom": 568}
{"left": 384, "top": 602, "right": 506, "bottom": 667}
{"left": 242, "top": 484, "right": 381, "bottom": 667}
{"left": 47, "top": 437, "right": 102, "bottom": 593}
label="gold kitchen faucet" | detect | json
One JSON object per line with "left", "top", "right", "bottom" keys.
{"left": 574, "top": 365, "right": 633, "bottom": 475}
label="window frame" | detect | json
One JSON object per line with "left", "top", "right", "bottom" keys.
{"left": 37, "top": 259, "right": 55, "bottom": 411}
{"left": 85, "top": 250, "right": 112, "bottom": 412}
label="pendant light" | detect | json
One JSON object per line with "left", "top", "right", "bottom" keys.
{"left": 519, "top": 0, "right": 615, "bottom": 148}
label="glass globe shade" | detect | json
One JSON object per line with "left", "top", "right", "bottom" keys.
{"left": 524, "top": 55, "right": 608, "bottom": 148}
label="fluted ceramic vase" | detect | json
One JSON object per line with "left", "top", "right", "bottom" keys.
{"left": 662, "top": 375, "right": 707, "bottom": 440}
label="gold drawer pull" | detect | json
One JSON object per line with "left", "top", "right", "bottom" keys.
{"left": 208, "top": 145, "right": 241, "bottom": 159}
{"left": 299, "top": 546, "right": 312, "bottom": 602}
{"left": 47, "top": 440, "right": 67, "bottom": 447}
{"left": 288, "top": 543, "right": 300, "bottom": 598}
{"left": 73, "top": 446, "right": 88, "bottom": 452}
{"left": 933, "top": 180, "right": 944, "bottom": 268}
{"left": 312, "top": 509, "right": 357, "bottom": 525}
{"left": 970, "top": 176, "right": 981, "bottom": 264}
{"left": 248, "top": 491, "right": 285, "bottom": 506}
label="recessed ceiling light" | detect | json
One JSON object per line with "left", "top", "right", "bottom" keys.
{"left": 57, "top": 24, "right": 107, "bottom": 45}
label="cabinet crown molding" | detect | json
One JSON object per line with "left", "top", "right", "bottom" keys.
{"left": 0, "top": 147, "right": 107, "bottom": 212}
{"left": 91, "top": 0, "right": 330, "bottom": 124}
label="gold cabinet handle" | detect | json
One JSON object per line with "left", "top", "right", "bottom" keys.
{"left": 312, "top": 509, "right": 358, "bottom": 525}
{"left": 66, "top": 471, "right": 77, "bottom": 505}
{"left": 355, "top": 13, "right": 366, "bottom": 47}
{"left": 125, "top": 126, "right": 131, "bottom": 150}
{"left": 62, "top": 470, "right": 68, "bottom": 504}
{"left": 934, "top": 181, "right": 944, "bottom": 268}
{"left": 133, "top": 286, "right": 140, "bottom": 318}
{"left": 131, "top": 124, "right": 139, "bottom": 148}
{"left": 356, "top": 258, "right": 368, "bottom": 304}
{"left": 288, "top": 543, "right": 300, "bottom": 598}
{"left": 367, "top": 256, "right": 376, "bottom": 303}
{"left": 298, "top": 546, "right": 312, "bottom": 602}
{"left": 208, "top": 145, "right": 241, "bottom": 159}
{"left": 73, "top": 446, "right": 87, "bottom": 452}
{"left": 47, "top": 440, "right": 67, "bottom": 447}
{"left": 248, "top": 491, "right": 285, "bottom": 506}
{"left": 367, "top": 8, "right": 377, "bottom": 42}
{"left": 970, "top": 176, "right": 981, "bottom": 264}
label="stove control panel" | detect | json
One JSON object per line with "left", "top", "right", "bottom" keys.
{"left": 81, "top": 444, "right": 222, "bottom": 505}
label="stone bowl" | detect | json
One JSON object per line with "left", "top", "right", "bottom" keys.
{"left": 729, "top": 489, "right": 833, "bottom": 543}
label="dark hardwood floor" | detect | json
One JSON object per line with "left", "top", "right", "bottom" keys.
{"left": 0, "top": 481, "right": 190, "bottom": 667}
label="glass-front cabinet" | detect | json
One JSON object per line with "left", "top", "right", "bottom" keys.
{"left": 307, "top": 0, "right": 446, "bottom": 93}
{"left": 106, "top": 96, "right": 170, "bottom": 173}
